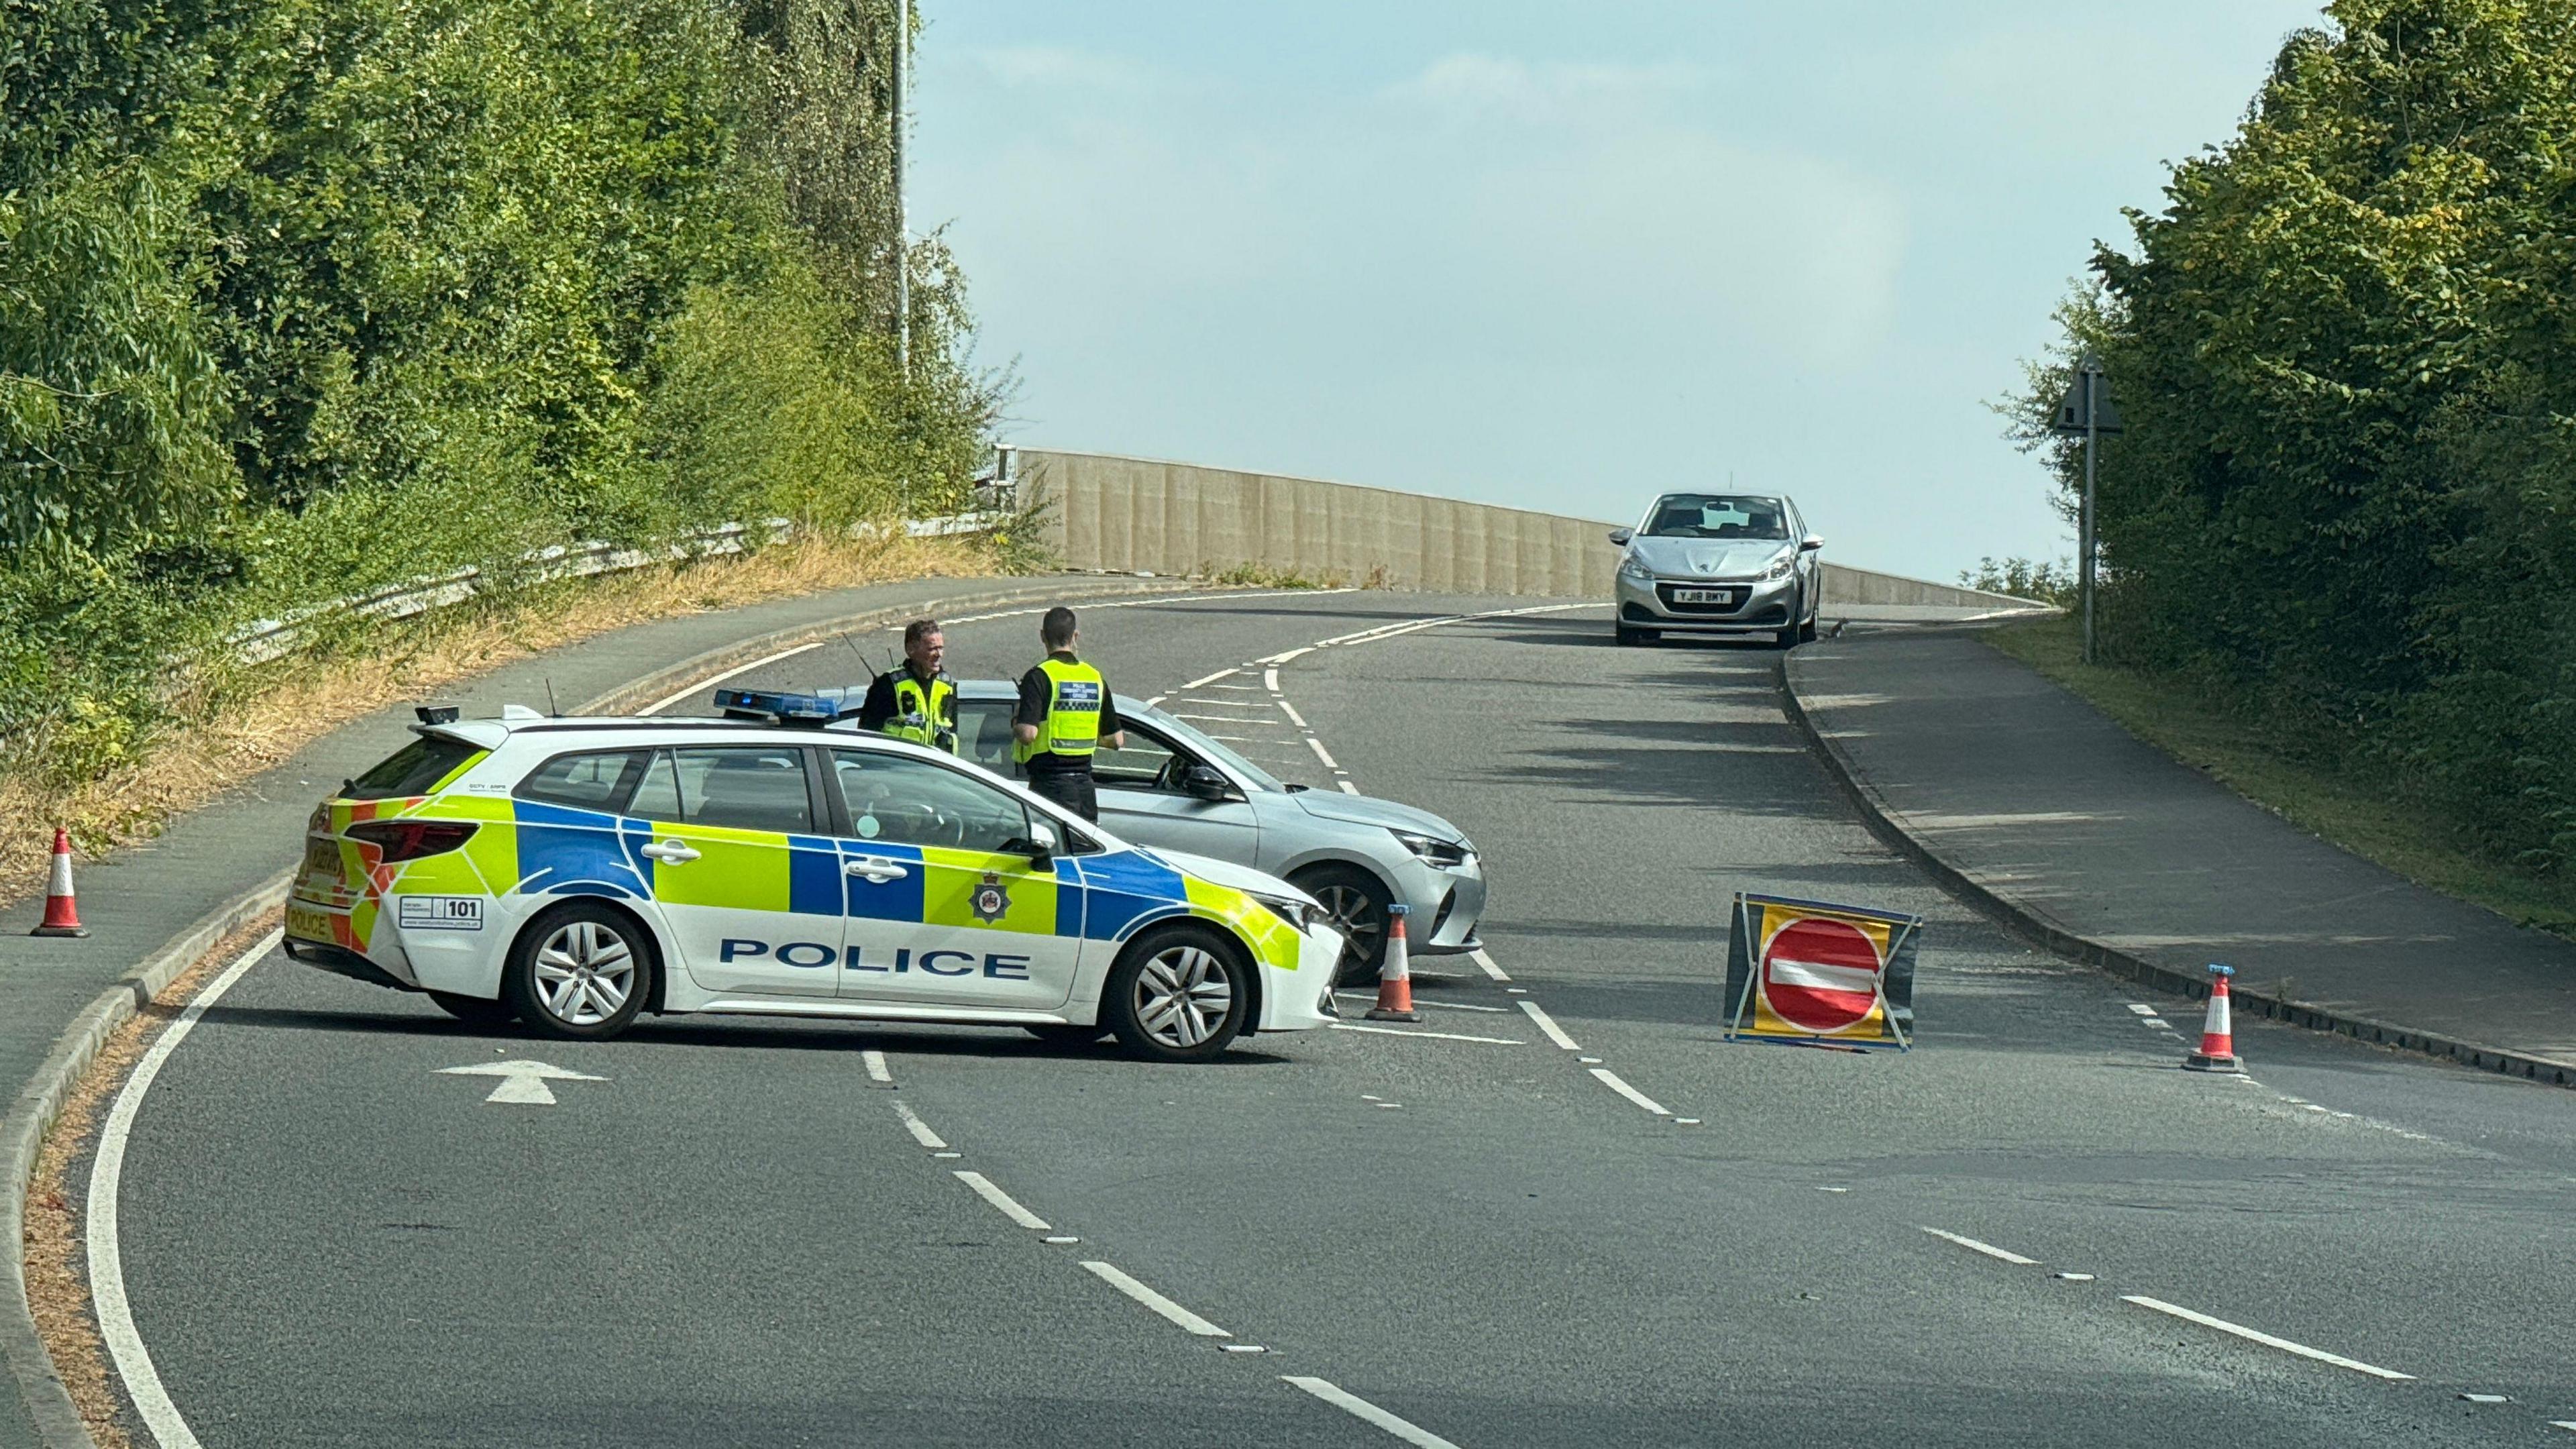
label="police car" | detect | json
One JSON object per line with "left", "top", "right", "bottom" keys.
{"left": 282, "top": 697, "right": 1346, "bottom": 1061}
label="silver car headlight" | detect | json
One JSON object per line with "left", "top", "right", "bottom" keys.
{"left": 1617, "top": 554, "right": 1654, "bottom": 583}
{"left": 1758, "top": 549, "right": 1797, "bottom": 582}
{"left": 1252, "top": 891, "right": 1330, "bottom": 934}
{"left": 1391, "top": 829, "right": 1471, "bottom": 869}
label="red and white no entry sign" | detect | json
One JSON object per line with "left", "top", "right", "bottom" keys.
{"left": 1760, "top": 917, "right": 1885, "bottom": 1034}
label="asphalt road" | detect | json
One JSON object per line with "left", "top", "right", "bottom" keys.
{"left": 83, "top": 591, "right": 2576, "bottom": 1446}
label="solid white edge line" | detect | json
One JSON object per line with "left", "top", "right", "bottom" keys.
{"left": 1517, "top": 1000, "right": 1581, "bottom": 1051}
{"left": 953, "top": 1170, "right": 1052, "bottom": 1231}
{"left": 1329, "top": 1023, "right": 1523, "bottom": 1045}
{"left": 1921, "top": 1226, "right": 2041, "bottom": 1266}
{"left": 2121, "top": 1295, "right": 2415, "bottom": 1380}
{"left": 1588, "top": 1067, "right": 1671, "bottom": 1116}
{"left": 1281, "top": 1376, "right": 1464, "bottom": 1449}
{"left": 861, "top": 1049, "right": 892, "bottom": 1083}
{"left": 643, "top": 638, "right": 827, "bottom": 714}
{"left": 892, "top": 1099, "right": 947, "bottom": 1149}
{"left": 1181, "top": 667, "right": 1239, "bottom": 690}
{"left": 1468, "top": 948, "right": 1511, "bottom": 982}
{"left": 1275, "top": 698, "right": 1308, "bottom": 728}
{"left": 1305, "top": 737, "right": 1340, "bottom": 770}
{"left": 92, "top": 926, "right": 282, "bottom": 1449}
{"left": 1081, "top": 1261, "right": 1230, "bottom": 1336}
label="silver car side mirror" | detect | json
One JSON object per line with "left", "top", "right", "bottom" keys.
{"left": 1607, "top": 527, "right": 1633, "bottom": 546}
{"left": 1799, "top": 535, "right": 1824, "bottom": 552}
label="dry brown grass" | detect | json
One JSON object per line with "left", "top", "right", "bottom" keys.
{"left": 23, "top": 913, "right": 280, "bottom": 1448}
{"left": 0, "top": 532, "right": 995, "bottom": 908}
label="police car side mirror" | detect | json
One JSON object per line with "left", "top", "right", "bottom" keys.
{"left": 1006, "top": 820, "right": 1058, "bottom": 867}
{"left": 1180, "top": 763, "right": 1238, "bottom": 802}
{"left": 1607, "top": 527, "right": 1633, "bottom": 546}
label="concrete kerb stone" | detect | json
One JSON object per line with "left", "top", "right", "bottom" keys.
{"left": 1776, "top": 645, "right": 2576, "bottom": 1093}
{"left": 2, "top": 572, "right": 1201, "bottom": 1448}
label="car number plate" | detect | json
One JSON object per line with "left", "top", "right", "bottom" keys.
{"left": 1672, "top": 588, "right": 1739, "bottom": 604}
{"left": 302, "top": 838, "right": 343, "bottom": 879}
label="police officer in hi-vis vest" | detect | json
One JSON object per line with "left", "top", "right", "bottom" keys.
{"left": 1012, "top": 606, "right": 1124, "bottom": 821}
{"left": 856, "top": 617, "right": 959, "bottom": 753}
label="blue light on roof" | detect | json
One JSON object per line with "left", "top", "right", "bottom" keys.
{"left": 712, "top": 688, "right": 859, "bottom": 725}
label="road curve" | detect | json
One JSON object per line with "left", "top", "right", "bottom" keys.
{"left": 75, "top": 592, "right": 2576, "bottom": 1446}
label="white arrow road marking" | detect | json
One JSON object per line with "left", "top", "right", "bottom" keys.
{"left": 2121, "top": 1295, "right": 2414, "bottom": 1380}
{"left": 1282, "top": 1377, "right": 1464, "bottom": 1449}
{"left": 436, "top": 1059, "right": 606, "bottom": 1105}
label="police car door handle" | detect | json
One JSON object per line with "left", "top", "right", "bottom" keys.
{"left": 640, "top": 840, "right": 700, "bottom": 863}
{"left": 845, "top": 857, "right": 910, "bottom": 883}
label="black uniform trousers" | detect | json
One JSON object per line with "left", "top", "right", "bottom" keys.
{"left": 1026, "top": 768, "right": 1099, "bottom": 822}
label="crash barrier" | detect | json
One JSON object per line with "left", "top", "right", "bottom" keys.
{"left": 1365, "top": 903, "right": 1421, "bottom": 1022}
{"left": 1721, "top": 893, "right": 1921, "bottom": 1051}
{"left": 227, "top": 506, "right": 1008, "bottom": 666}
{"left": 1002, "top": 447, "right": 2042, "bottom": 610}
{"left": 2184, "top": 964, "right": 2243, "bottom": 1073}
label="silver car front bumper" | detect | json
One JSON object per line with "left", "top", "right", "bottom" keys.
{"left": 1393, "top": 853, "right": 1486, "bottom": 955}
{"left": 1615, "top": 570, "right": 1800, "bottom": 634}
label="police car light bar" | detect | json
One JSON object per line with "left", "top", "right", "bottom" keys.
{"left": 712, "top": 687, "right": 863, "bottom": 727}
{"left": 415, "top": 705, "right": 460, "bottom": 725}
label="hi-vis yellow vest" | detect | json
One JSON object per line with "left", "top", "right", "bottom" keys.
{"left": 881, "top": 670, "right": 957, "bottom": 752}
{"left": 1014, "top": 657, "right": 1106, "bottom": 763}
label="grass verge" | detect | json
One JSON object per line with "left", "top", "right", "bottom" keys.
{"left": 1988, "top": 614, "right": 2576, "bottom": 939}
{"left": 0, "top": 531, "right": 996, "bottom": 908}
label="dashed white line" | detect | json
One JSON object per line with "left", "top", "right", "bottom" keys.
{"left": 1275, "top": 698, "right": 1309, "bottom": 728}
{"left": 1588, "top": 1067, "right": 1671, "bottom": 1116}
{"left": 1082, "top": 1261, "right": 1231, "bottom": 1336}
{"left": 1305, "top": 737, "right": 1341, "bottom": 770}
{"left": 1330, "top": 1023, "right": 1524, "bottom": 1045}
{"left": 1336, "top": 781, "right": 1362, "bottom": 795}
{"left": 953, "top": 1170, "right": 1053, "bottom": 1230}
{"left": 1263, "top": 667, "right": 1282, "bottom": 691}
{"left": 2121, "top": 1296, "right": 2414, "bottom": 1381}
{"left": 1921, "top": 1226, "right": 2040, "bottom": 1265}
{"left": 1517, "top": 1000, "right": 1582, "bottom": 1051}
{"left": 1468, "top": 949, "right": 1511, "bottom": 982}
{"left": 893, "top": 1099, "right": 948, "bottom": 1149}
{"left": 2126, "top": 1004, "right": 2159, "bottom": 1016}
{"left": 1181, "top": 667, "right": 1240, "bottom": 690}
{"left": 862, "top": 1050, "right": 892, "bottom": 1083}
{"left": 1282, "top": 1376, "right": 1464, "bottom": 1449}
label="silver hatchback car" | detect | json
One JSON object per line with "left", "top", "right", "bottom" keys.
{"left": 1611, "top": 492, "right": 1824, "bottom": 647}
{"left": 920, "top": 683, "right": 1487, "bottom": 985}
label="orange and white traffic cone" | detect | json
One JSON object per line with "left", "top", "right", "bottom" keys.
{"left": 32, "top": 828, "right": 87, "bottom": 938}
{"left": 2182, "top": 963, "right": 2241, "bottom": 1073}
{"left": 1364, "top": 903, "right": 1421, "bottom": 1022}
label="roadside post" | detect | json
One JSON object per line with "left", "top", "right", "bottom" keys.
{"left": 2052, "top": 356, "right": 2122, "bottom": 664}
{"left": 1721, "top": 893, "right": 1921, "bottom": 1051}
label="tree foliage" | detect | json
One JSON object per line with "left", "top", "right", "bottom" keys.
{"left": 2017, "top": 0, "right": 2576, "bottom": 874}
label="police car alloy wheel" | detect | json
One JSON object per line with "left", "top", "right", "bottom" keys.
{"left": 506, "top": 904, "right": 652, "bottom": 1040}
{"left": 1103, "top": 924, "right": 1248, "bottom": 1063}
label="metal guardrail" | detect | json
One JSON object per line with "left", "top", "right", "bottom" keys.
{"left": 227, "top": 509, "right": 1009, "bottom": 665}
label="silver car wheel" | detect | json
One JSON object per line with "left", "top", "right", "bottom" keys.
{"left": 1311, "top": 883, "right": 1383, "bottom": 959}
{"left": 1132, "top": 945, "right": 1234, "bottom": 1049}
{"left": 531, "top": 919, "right": 636, "bottom": 1027}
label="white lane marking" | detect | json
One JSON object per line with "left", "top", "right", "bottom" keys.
{"left": 1589, "top": 1067, "right": 1671, "bottom": 1116}
{"left": 1259, "top": 647, "right": 1315, "bottom": 665}
{"left": 1305, "top": 737, "right": 1341, "bottom": 770}
{"left": 93, "top": 927, "right": 282, "bottom": 1449}
{"left": 2055, "top": 1272, "right": 2096, "bottom": 1282}
{"left": 1275, "top": 698, "right": 1309, "bottom": 728}
{"left": 1263, "top": 667, "right": 1282, "bottom": 691}
{"left": 1921, "top": 1226, "right": 2040, "bottom": 1265}
{"left": 644, "top": 638, "right": 833, "bottom": 713}
{"left": 1336, "top": 781, "right": 1362, "bottom": 795}
{"left": 1144, "top": 696, "right": 1165, "bottom": 708}
{"left": 1517, "top": 1000, "right": 1582, "bottom": 1051}
{"left": 1331, "top": 992, "right": 1509, "bottom": 1014}
{"left": 1044, "top": 1235, "right": 1081, "bottom": 1244}
{"left": 1173, "top": 710, "right": 1277, "bottom": 723}
{"left": 2551, "top": 1419, "right": 2576, "bottom": 1431}
{"left": 953, "top": 1170, "right": 1052, "bottom": 1230}
{"left": 1469, "top": 949, "right": 1510, "bottom": 982}
{"left": 1181, "top": 667, "right": 1239, "bottom": 690}
{"left": 1081, "top": 1261, "right": 1230, "bottom": 1336}
{"left": 1282, "top": 1376, "right": 1464, "bottom": 1449}
{"left": 862, "top": 1050, "right": 893, "bottom": 1083}
{"left": 1330, "top": 1022, "right": 1523, "bottom": 1045}
{"left": 2121, "top": 1296, "right": 2414, "bottom": 1380}
{"left": 435, "top": 1059, "right": 605, "bottom": 1106}
{"left": 2126, "top": 1004, "right": 2158, "bottom": 1015}
{"left": 2457, "top": 1393, "right": 2508, "bottom": 1403}
{"left": 893, "top": 1099, "right": 948, "bottom": 1149}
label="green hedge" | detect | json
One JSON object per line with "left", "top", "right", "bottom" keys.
{"left": 2021, "top": 0, "right": 2576, "bottom": 875}
{"left": 0, "top": 0, "right": 991, "bottom": 785}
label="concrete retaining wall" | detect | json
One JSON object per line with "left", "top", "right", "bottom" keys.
{"left": 1010, "top": 447, "right": 2037, "bottom": 611}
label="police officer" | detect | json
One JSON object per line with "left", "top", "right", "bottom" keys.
{"left": 856, "top": 617, "right": 959, "bottom": 753}
{"left": 1012, "top": 606, "right": 1122, "bottom": 820}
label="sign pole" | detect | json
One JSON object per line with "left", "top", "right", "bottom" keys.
{"left": 2081, "top": 366, "right": 2097, "bottom": 665}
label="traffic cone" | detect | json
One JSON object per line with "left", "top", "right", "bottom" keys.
{"left": 1364, "top": 903, "right": 1421, "bottom": 1022}
{"left": 32, "top": 828, "right": 87, "bottom": 938}
{"left": 2182, "top": 963, "right": 2241, "bottom": 1072}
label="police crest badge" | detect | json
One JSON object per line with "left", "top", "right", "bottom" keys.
{"left": 971, "top": 871, "right": 1011, "bottom": 924}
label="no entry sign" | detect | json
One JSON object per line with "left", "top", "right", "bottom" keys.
{"left": 1721, "top": 894, "right": 1921, "bottom": 1050}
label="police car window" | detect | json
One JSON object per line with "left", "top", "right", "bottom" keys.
{"left": 630, "top": 747, "right": 814, "bottom": 835}
{"left": 832, "top": 751, "right": 1030, "bottom": 854}
{"left": 952, "top": 699, "right": 1017, "bottom": 771}
{"left": 1091, "top": 729, "right": 1175, "bottom": 788}
{"left": 515, "top": 750, "right": 647, "bottom": 812}
{"left": 347, "top": 734, "right": 482, "bottom": 800}
{"left": 1643, "top": 494, "right": 1789, "bottom": 541}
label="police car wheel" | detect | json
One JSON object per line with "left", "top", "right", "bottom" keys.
{"left": 1291, "top": 863, "right": 1389, "bottom": 987}
{"left": 505, "top": 904, "right": 653, "bottom": 1040}
{"left": 426, "top": 990, "right": 517, "bottom": 1026}
{"left": 1103, "top": 925, "right": 1248, "bottom": 1062}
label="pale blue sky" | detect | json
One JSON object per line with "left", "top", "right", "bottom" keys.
{"left": 912, "top": 2, "right": 2326, "bottom": 578}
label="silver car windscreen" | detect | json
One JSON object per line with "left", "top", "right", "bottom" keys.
{"left": 1136, "top": 706, "right": 1291, "bottom": 793}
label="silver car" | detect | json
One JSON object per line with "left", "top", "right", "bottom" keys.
{"left": 923, "top": 683, "right": 1487, "bottom": 985}
{"left": 1610, "top": 492, "right": 1823, "bottom": 647}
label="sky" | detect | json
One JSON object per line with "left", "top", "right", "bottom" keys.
{"left": 911, "top": 1, "right": 2328, "bottom": 580}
